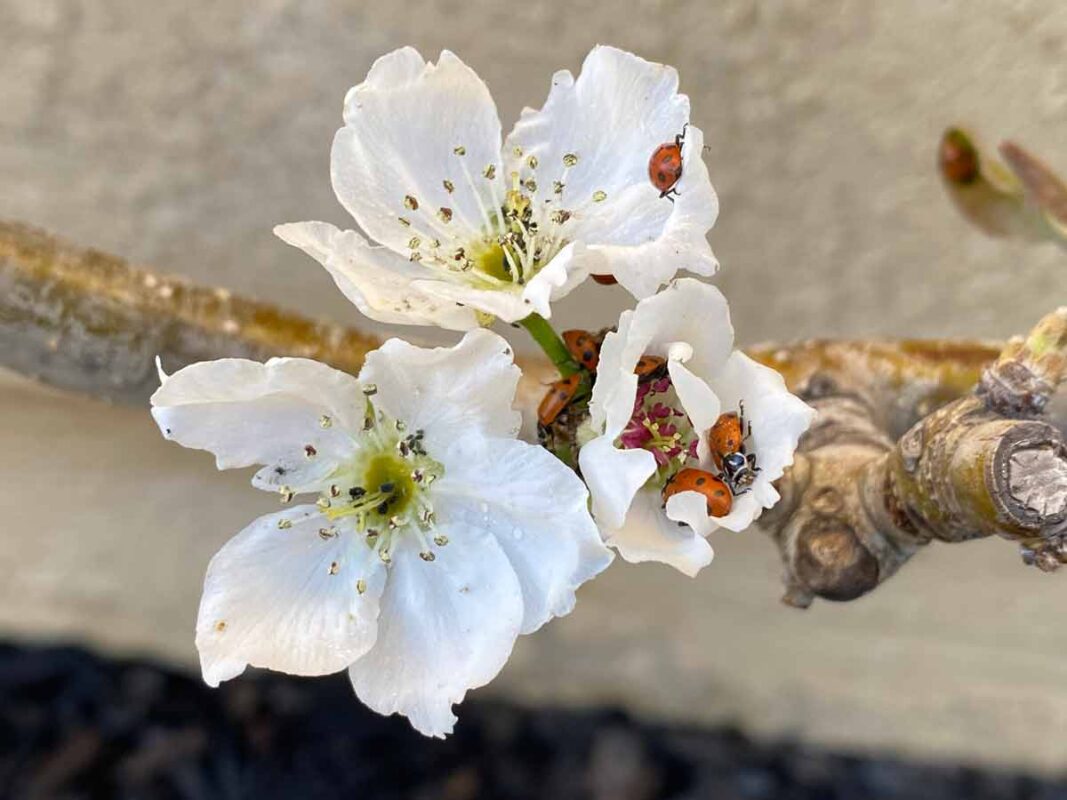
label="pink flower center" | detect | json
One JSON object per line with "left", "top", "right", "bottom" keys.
{"left": 617, "top": 375, "right": 699, "bottom": 480}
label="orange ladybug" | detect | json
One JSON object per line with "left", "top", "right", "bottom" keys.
{"left": 662, "top": 468, "right": 732, "bottom": 517}
{"left": 708, "top": 404, "right": 760, "bottom": 495}
{"left": 648, "top": 125, "right": 687, "bottom": 200}
{"left": 537, "top": 373, "right": 582, "bottom": 427}
{"left": 591, "top": 274, "right": 618, "bottom": 286}
{"left": 707, "top": 411, "right": 744, "bottom": 471}
{"left": 563, "top": 330, "right": 600, "bottom": 372}
{"left": 634, "top": 354, "right": 667, "bottom": 381}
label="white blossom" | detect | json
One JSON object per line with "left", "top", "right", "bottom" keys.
{"left": 151, "top": 330, "right": 612, "bottom": 737}
{"left": 578, "top": 280, "right": 815, "bottom": 576}
{"left": 277, "top": 45, "right": 718, "bottom": 329}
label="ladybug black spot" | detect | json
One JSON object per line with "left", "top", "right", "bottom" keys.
{"left": 695, "top": 477, "right": 706, "bottom": 486}
{"left": 715, "top": 490, "right": 725, "bottom": 497}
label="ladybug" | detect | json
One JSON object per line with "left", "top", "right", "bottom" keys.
{"left": 662, "top": 468, "right": 732, "bottom": 517}
{"left": 563, "top": 329, "right": 600, "bottom": 372}
{"left": 591, "top": 274, "right": 618, "bottom": 286}
{"left": 633, "top": 354, "right": 667, "bottom": 382}
{"left": 537, "top": 373, "right": 582, "bottom": 427}
{"left": 648, "top": 125, "right": 687, "bottom": 200}
{"left": 707, "top": 404, "right": 760, "bottom": 495}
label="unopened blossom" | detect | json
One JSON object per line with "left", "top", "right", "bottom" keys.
{"left": 578, "top": 279, "right": 815, "bottom": 576}
{"left": 276, "top": 45, "right": 719, "bottom": 329}
{"left": 151, "top": 330, "right": 612, "bottom": 737}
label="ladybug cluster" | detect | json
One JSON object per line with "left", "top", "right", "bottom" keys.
{"left": 536, "top": 329, "right": 604, "bottom": 468}
{"left": 538, "top": 329, "right": 760, "bottom": 522}
{"left": 661, "top": 404, "right": 759, "bottom": 519}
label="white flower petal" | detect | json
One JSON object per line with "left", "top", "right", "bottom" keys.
{"left": 505, "top": 46, "right": 717, "bottom": 298}
{"left": 151, "top": 358, "right": 363, "bottom": 492}
{"left": 609, "top": 489, "right": 715, "bottom": 577}
{"left": 706, "top": 351, "right": 816, "bottom": 532}
{"left": 668, "top": 356, "right": 721, "bottom": 463}
{"left": 358, "top": 329, "right": 521, "bottom": 453}
{"left": 579, "top": 436, "right": 657, "bottom": 532}
{"left": 275, "top": 221, "right": 478, "bottom": 331}
{"left": 347, "top": 531, "right": 523, "bottom": 738}
{"left": 196, "top": 506, "right": 385, "bottom": 686}
{"left": 435, "top": 436, "right": 613, "bottom": 633}
{"left": 592, "top": 126, "right": 719, "bottom": 298}
{"left": 332, "top": 48, "right": 502, "bottom": 255}
{"left": 411, "top": 241, "right": 596, "bottom": 323}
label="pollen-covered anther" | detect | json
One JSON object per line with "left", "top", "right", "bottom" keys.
{"left": 420, "top": 551, "right": 436, "bottom": 562}
{"left": 527, "top": 155, "right": 539, "bottom": 170}
{"left": 483, "top": 164, "right": 497, "bottom": 180}
{"left": 562, "top": 153, "right": 579, "bottom": 167}
{"left": 438, "top": 207, "right": 453, "bottom": 223}
{"left": 403, "top": 195, "right": 419, "bottom": 210}
{"left": 523, "top": 178, "right": 537, "bottom": 193}
{"left": 328, "top": 561, "right": 340, "bottom": 575}
{"left": 304, "top": 444, "right": 317, "bottom": 458}
{"left": 433, "top": 534, "right": 449, "bottom": 546}
{"left": 408, "top": 236, "right": 421, "bottom": 250}
{"left": 453, "top": 145, "right": 466, "bottom": 156}
{"left": 550, "top": 209, "right": 572, "bottom": 225}
{"left": 409, "top": 251, "right": 422, "bottom": 262}
{"left": 356, "top": 578, "right": 367, "bottom": 594}
{"left": 318, "top": 527, "right": 337, "bottom": 540}
{"left": 277, "top": 518, "right": 292, "bottom": 530}
{"left": 362, "top": 383, "right": 377, "bottom": 396}
{"left": 278, "top": 486, "right": 294, "bottom": 503}
{"left": 593, "top": 190, "right": 607, "bottom": 202}
{"left": 552, "top": 180, "right": 564, "bottom": 195}
{"left": 442, "top": 179, "right": 454, "bottom": 194}
{"left": 319, "top": 415, "right": 332, "bottom": 429}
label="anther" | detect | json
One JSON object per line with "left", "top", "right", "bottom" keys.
{"left": 483, "top": 164, "right": 497, "bottom": 180}
{"left": 317, "top": 497, "right": 331, "bottom": 510}
{"left": 403, "top": 195, "right": 419, "bottom": 210}
{"left": 438, "top": 207, "right": 453, "bottom": 223}
{"left": 408, "top": 236, "right": 421, "bottom": 249}
{"left": 380, "top": 550, "right": 392, "bottom": 564}
{"left": 362, "top": 383, "right": 378, "bottom": 396}
{"left": 319, "top": 415, "right": 332, "bottom": 429}
{"left": 330, "top": 485, "right": 341, "bottom": 498}
{"left": 279, "top": 486, "right": 294, "bottom": 503}
{"left": 277, "top": 518, "right": 293, "bottom": 530}
{"left": 349, "top": 486, "right": 366, "bottom": 499}
{"left": 442, "top": 179, "right": 454, "bottom": 193}
{"left": 215, "top": 621, "right": 227, "bottom": 632}
{"left": 304, "top": 444, "right": 317, "bottom": 458}
{"left": 562, "top": 153, "right": 579, "bottom": 167}
{"left": 356, "top": 579, "right": 367, "bottom": 594}
{"left": 550, "top": 210, "right": 572, "bottom": 224}
{"left": 395, "top": 420, "right": 406, "bottom": 432}
{"left": 513, "top": 145, "right": 524, "bottom": 157}
{"left": 318, "top": 527, "right": 336, "bottom": 540}
{"left": 553, "top": 180, "right": 564, "bottom": 195}
{"left": 434, "top": 534, "right": 449, "bottom": 546}
{"left": 388, "top": 515, "right": 402, "bottom": 529}
{"left": 593, "top": 190, "right": 607, "bottom": 202}
{"left": 398, "top": 217, "right": 411, "bottom": 227}
{"left": 409, "top": 251, "right": 422, "bottom": 262}
{"left": 420, "top": 552, "right": 436, "bottom": 562}
{"left": 328, "top": 561, "right": 340, "bottom": 575}
{"left": 453, "top": 145, "right": 466, "bottom": 156}
{"left": 366, "top": 530, "right": 379, "bottom": 543}
{"left": 527, "top": 155, "right": 538, "bottom": 170}
{"left": 523, "top": 178, "right": 537, "bottom": 193}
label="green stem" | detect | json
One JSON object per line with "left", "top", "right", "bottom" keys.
{"left": 519, "top": 313, "right": 580, "bottom": 377}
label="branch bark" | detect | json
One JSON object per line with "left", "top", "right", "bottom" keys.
{"left": 3, "top": 220, "right": 1064, "bottom": 604}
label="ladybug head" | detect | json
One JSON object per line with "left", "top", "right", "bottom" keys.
{"left": 722, "top": 452, "right": 748, "bottom": 476}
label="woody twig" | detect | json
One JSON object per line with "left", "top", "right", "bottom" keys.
{"left": 2, "top": 221, "right": 1064, "bottom": 605}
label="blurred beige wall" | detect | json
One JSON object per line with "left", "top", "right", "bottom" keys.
{"left": 2, "top": 0, "right": 1065, "bottom": 347}
{"left": 3, "top": 0, "right": 1067, "bottom": 770}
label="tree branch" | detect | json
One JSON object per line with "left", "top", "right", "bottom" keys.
{"left": 3, "top": 220, "right": 1064, "bottom": 604}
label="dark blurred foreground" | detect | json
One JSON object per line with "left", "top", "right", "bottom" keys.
{"left": 2, "top": 644, "right": 1066, "bottom": 800}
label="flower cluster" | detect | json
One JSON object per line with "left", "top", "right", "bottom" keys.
{"left": 151, "top": 45, "right": 813, "bottom": 737}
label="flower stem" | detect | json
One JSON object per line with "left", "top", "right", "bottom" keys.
{"left": 519, "top": 313, "right": 580, "bottom": 377}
